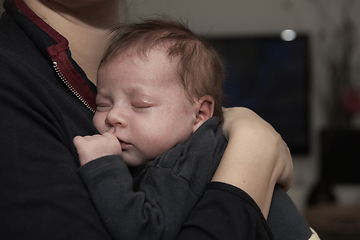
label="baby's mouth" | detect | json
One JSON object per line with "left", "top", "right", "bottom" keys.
{"left": 119, "top": 140, "right": 131, "bottom": 150}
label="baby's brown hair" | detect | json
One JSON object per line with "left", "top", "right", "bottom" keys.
{"left": 100, "top": 16, "right": 224, "bottom": 122}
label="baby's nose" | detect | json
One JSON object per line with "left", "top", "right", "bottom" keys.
{"left": 105, "top": 109, "right": 128, "bottom": 128}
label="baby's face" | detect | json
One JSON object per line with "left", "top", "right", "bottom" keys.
{"left": 94, "top": 49, "right": 197, "bottom": 167}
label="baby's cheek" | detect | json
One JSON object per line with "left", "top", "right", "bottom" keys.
{"left": 137, "top": 123, "right": 177, "bottom": 156}
{"left": 93, "top": 113, "right": 107, "bottom": 133}
{"left": 143, "top": 136, "right": 175, "bottom": 157}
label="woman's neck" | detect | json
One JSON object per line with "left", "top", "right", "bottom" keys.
{"left": 23, "top": 0, "right": 121, "bottom": 85}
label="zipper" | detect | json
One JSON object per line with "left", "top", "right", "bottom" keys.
{"left": 53, "top": 62, "right": 95, "bottom": 113}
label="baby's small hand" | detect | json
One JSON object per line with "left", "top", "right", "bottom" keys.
{"left": 73, "top": 132, "right": 122, "bottom": 166}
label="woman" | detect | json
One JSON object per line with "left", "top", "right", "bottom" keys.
{"left": 0, "top": 0, "right": 311, "bottom": 239}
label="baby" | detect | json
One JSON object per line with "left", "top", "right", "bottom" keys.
{"left": 74, "top": 18, "right": 223, "bottom": 167}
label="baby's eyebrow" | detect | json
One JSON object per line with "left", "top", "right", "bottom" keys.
{"left": 96, "top": 87, "right": 111, "bottom": 96}
{"left": 129, "top": 93, "right": 155, "bottom": 102}
{"left": 127, "top": 85, "right": 154, "bottom": 98}
{"left": 95, "top": 92, "right": 110, "bottom": 101}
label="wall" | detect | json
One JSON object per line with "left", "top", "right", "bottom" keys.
{"left": 124, "top": 0, "right": 360, "bottom": 212}
{"left": 124, "top": 0, "right": 313, "bottom": 34}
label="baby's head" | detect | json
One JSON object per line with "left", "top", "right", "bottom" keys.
{"left": 94, "top": 17, "right": 224, "bottom": 167}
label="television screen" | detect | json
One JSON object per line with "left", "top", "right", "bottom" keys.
{"left": 208, "top": 35, "right": 310, "bottom": 154}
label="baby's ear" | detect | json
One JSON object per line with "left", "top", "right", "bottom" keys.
{"left": 193, "top": 95, "right": 215, "bottom": 133}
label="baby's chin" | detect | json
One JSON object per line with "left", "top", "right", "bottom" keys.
{"left": 122, "top": 153, "right": 151, "bottom": 168}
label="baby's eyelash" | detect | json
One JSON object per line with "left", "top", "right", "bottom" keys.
{"left": 132, "top": 104, "right": 152, "bottom": 109}
{"left": 96, "top": 103, "right": 111, "bottom": 111}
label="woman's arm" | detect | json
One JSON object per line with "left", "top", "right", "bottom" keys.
{"left": 177, "top": 107, "right": 298, "bottom": 240}
{"left": 212, "top": 107, "right": 293, "bottom": 218}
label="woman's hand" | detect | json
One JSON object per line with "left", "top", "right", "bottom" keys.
{"left": 73, "top": 130, "right": 122, "bottom": 166}
{"left": 212, "top": 107, "right": 293, "bottom": 218}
